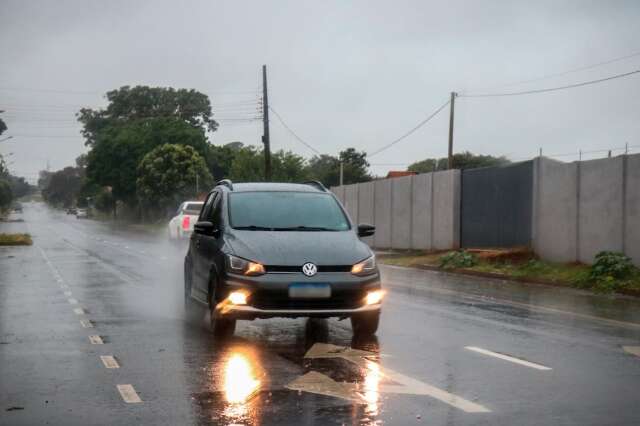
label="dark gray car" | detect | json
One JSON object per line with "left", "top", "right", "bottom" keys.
{"left": 183, "top": 180, "right": 382, "bottom": 337}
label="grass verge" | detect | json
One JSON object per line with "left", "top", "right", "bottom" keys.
{"left": 0, "top": 233, "right": 33, "bottom": 246}
{"left": 377, "top": 249, "right": 640, "bottom": 296}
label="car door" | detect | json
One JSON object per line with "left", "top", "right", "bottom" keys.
{"left": 190, "top": 193, "right": 217, "bottom": 303}
{"left": 196, "top": 192, "right": 226, "bottom": 303}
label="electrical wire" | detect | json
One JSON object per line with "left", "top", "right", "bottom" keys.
{"left": 460, "top": 69, "right": 640, "bottom": 98}
{"left": 268, "top": 106, "right": 321, "bottom": 155}
{"left": 367, "top": 99, "right": 451, "bottom": 158}
{"left": 467, "top": 49, "right": 640, "bottom": 92}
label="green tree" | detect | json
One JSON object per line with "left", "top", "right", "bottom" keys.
{"left": 205, "top": 142, "right": 244, "bottom": 181}
{"left": 0, "top": 180, "right": 11, "bottom": 210}
{"left": 78, "top": 86, "right": 218, "bottom": 146}
{"left": 136, "top": 144, "right": 213, "bottom": 212}
{"left": 307, "top": 148, "right": 371, "bottom": 187}
{"left": 227, "top": 145, "right": 308, "bottom": 183}
{"left": 408, "top": 151, "right": 510, "bottom": 173}
{"left": 85, "top": 118, "right": 209, "bottom": 205}
{"left": 42, "top": 167, "right": 84, "bottom": 207}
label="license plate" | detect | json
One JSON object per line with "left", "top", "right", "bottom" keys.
{"left": 288, "top": 283, "right": 331, "bottom": 299}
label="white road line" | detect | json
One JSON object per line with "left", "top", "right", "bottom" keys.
{"left": 80, "top": 319, "right": 93, "bottom": 328}
{"left": 64, "top": 291, "right": 73, "bottom": 297}
{"left": 117, "top": 384, "right": 142, "bottom": 403}
{"left": 101, "top": 355, "right": 120, "bottom": 369}
{"left": 465, "top": 346, "right": 552, "bottom": 370}
{"left": 73, "top": 308, "right": 86, "bottom": 315}
{"left": 89, "top": 335, "right": 104, "bottom": 345}
{"left": 623, "top": 346, "right": 640, "bottom": 357}
{"left": 67, "top": 298, "right": 78, "bottom": 305}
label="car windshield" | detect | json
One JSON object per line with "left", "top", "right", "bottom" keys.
{"left": 183, "top": 203, "right": 203, "bottom": 214}
{"left": 228, "top": 192, "right": 350, "bottom": 231}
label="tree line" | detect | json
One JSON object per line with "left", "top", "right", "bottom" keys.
{"left": 0, "top": 114, "right": 35, "bottom": 212}
{"left": 39, "top": 85, "right": 508, "bottom": 221}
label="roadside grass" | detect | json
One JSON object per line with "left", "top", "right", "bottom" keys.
{"left": 377, "top": 249, "right": 640, "bottom": 295}
{"left": 0, "top": 233, "right": 33, "bottom": 246}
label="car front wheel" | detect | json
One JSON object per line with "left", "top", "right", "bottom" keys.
{"left": 351, "top": 311, "right": 380, "bottom": 336}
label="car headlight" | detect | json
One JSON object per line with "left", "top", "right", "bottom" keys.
{"left": 227, "top": 254, "right": 265, "bottom": 276}
{"left": 351, "top": 255, "right": 377, "bottom": 276}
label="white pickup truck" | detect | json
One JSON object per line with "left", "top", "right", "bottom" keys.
{"left": 168, "top": 201, "right": 204, "bottom": 239}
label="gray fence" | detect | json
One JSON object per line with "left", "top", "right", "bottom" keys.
{"left": 532, "top": 155, "right": 640, "bottom": 265}
{"left": 332, "top": 153, "right": 640, "bottom": 266}
{"left": 461, "top": 161, "right": 533, "bottom": 248}
{"left": 331, "top": 169, "right": 460, "bottom": 250}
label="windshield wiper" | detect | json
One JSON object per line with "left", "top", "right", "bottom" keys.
{"left": 272, "top": 226, "right": 336, "bottom": 231}
{"left": 234, "top": 225, "right": 275, "bottom": 231}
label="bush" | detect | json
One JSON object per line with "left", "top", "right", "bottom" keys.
{"left": 440, "top": 250, "right": 477, "bottom": 269}
{"left": 575, "top": 251, "right": 638, "bottom": 293}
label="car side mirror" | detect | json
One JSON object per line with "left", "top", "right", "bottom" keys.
{"left": 357, "top": 223, "right": 375, "bottom": 237}
{"left": 194, "top": 221, "right": 220, "bottom": 237}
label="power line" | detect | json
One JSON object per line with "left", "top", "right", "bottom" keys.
{"left": 367, "top": 99, "right": 451, "bottom": 158}
{"left": 460, "top": 68, "right": 640, "bottom": 98}
{"left": 268, "top": 106, "right": 321, "bottom": 155}
{"left": 467, "top": 48, "right": 640, "bottom": 92}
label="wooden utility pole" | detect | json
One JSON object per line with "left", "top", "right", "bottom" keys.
{"left": 447, "top": 92, "right": 457, "bottom": 170}
{"left": 262, "top": 65, "right": 272, "bottom": 181}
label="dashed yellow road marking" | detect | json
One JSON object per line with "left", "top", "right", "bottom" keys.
{"left": 465, "top": 346, "right": 552, "bottom": 371}
{"left": 117, "top": 384, "right": 142, "bottom": 403}
{"left": 73, "top": 308, "right": 86, "bottom": 315}
{"left": 80, "top": 320, "right": 93, "bottom": 328}
{"left": 623, "top": 346, "right": 640, "bottom": 357}
{"left": 101, "top": 356, "right": 120, "bottom": 369}
{"left": 89, "top": 335, "right": 104, "bottom": 345}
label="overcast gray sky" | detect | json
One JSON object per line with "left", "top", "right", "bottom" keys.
{"left": 1, "top": 0, "right": 639, "bottom": 182}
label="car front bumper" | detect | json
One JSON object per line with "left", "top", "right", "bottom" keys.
{"left": 217, "top": 271, "right": 382, "bottom": 319}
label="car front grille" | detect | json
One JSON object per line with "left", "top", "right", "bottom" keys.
{"left": 265, "top": 265, "right": 352, "bottom": 273}
{"left": 249, "top": 289, "right": 365, "bottom": 310}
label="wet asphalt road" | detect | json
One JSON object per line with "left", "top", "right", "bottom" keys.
{"left": 1, "top": 203, "right": 640, "bottom": 425}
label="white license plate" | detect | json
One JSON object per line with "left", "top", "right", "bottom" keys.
{"left": 288, "top": 283, "right": 331, "bottom": 298}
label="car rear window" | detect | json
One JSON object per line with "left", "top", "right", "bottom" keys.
{"left": 183, "top": 203, "right": 203, "bottom": 214}
{"left": 228, "top": 192, "right": 350, "bottom": 231}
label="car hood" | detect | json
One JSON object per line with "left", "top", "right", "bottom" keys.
{"left": 225, "top": 230, "right": 371, "bottom": 266}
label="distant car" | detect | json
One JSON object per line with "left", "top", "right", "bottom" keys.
{"left": 66, "top": 207, "right": 77, "bottom": 215}
{"left": 168, "top": 201, "right": 204, "bottom": 239}
{"left": 76, "top": 208, "right": 88, "bottom": 219}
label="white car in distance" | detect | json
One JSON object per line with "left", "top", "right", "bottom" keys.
{"left": 168, "top": 201, "right": 204, "bottom": 239}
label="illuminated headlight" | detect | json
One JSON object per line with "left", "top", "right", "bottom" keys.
{"left": 351, "top": 255, "right": 377, "bottom": 276}
{"left": 227, "top": 254, "right": 265, "bottom": 276}
{"left": 365, "top": 289, "right": 385, "bottom": 305}
{"left": 228, "top": 291, "right": 249, "bottom": 305}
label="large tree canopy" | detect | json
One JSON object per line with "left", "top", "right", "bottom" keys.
{"left": 85, "top": 117, "right": 209, "bottom": 204}
{"left": 42, "top": 166, "right": 84, "bottom": 207}
{"left": 307, "top": 148, "right": 371, "bottom": 187}
{"left": 227, "top": 145, "right": 309, "bottom": 183}
{"left": 78, "top": 85, "right": 218, "bottom": 146}
{"left": 408, "top": 151, "right": 511, "bottom": 173}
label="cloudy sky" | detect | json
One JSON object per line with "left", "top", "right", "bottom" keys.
{"left": 1, "top": 0, "right": 639, "bottom": 182}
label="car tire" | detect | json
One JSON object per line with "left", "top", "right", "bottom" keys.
{"left": 208, "top": 276, "right": 236, "bottom": 337}
{"left": 350, "top": 311, "right": 380, "bottom": 336}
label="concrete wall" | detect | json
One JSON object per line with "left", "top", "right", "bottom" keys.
{"left": 332, "top": 169, "right": 461, "bottom": 251}
{"left": 533, "top": 158, "right": 578, "bottom": 262}
{"left": 626, "top": 155, "right": 640, "bottom": 265}
{"left": 533, "top": 154, "right": 639, "bottom": 265}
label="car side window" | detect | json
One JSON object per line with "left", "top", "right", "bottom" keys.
{"left": 199, "top": 193, "right": 217, "bottom": 222}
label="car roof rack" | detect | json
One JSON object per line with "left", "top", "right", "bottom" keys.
{"left": 303, "top": 180, "right": 327, "bottom": 192}
{"left": 216, "top": 179, "right": 233, "bottom": 191}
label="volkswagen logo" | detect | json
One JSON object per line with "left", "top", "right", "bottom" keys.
{"left": 301, "top": 262, "right": 317, "bottom": 277}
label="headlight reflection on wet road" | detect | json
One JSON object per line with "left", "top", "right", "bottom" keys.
{"left": 363, "top": 359, "right": 381, "bottom": 417}
{"left": 224, "top": 351, "right": 261, "bottom": 403}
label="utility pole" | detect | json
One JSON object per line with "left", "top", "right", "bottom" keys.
{"left": 447, "top": 92, "right": 457, "bottom": 170}
{"left": 262, "top": 65, "right": 272, "bottom": 181}
{"left": 339, "top": 161, "right": 344, "bottom": 186}
{"left": 195, "top": 173, "right": 199, "bottom": 195}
